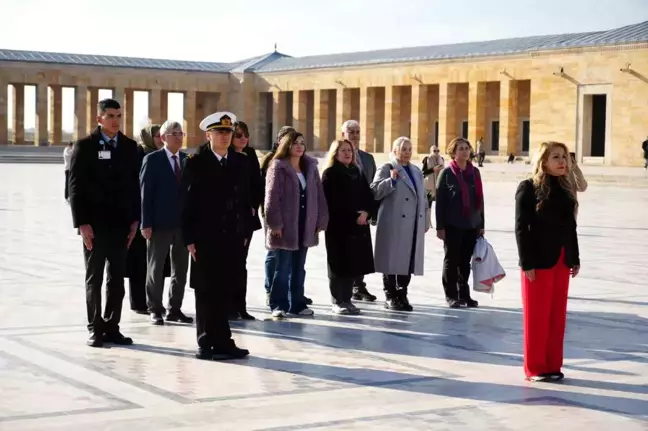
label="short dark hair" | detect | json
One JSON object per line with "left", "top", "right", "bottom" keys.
{"left": 97, "top": 98, "right": 120, "bottom": 114}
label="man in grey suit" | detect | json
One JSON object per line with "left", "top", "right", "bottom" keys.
{"left": 342, "top": 120, "right": 378, "bottom": 302}
{"left": 140, "top": 120, "right": 193, "bottom": 325}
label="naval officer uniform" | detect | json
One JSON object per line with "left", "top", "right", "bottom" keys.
{"left": 181, "top": 111, "right": 252, "bottom": 360}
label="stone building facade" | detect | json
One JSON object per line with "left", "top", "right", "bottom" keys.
{"left": 0, "top": 20, "right": 646, "bottom": 166}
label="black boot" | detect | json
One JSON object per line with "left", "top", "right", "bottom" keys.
{"left": 382, "top": 275, "right": 405, "bottom": 311}
{"left": 352, "top": 285, "right": 377, "bottom": 302}
{"left": 398, "top": 289, "right": 413, "bottom": 312}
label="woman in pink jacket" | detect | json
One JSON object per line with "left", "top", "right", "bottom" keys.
{"left": 264, "top": 131, "right": 329, "bottom": 319}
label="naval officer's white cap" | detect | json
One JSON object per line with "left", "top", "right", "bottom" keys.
{"left": 199, "top": 112, "right": 237, "bottom": 132}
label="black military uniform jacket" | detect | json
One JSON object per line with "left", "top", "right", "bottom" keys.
{"left": 181, "top": 146, "right": 253, "bottom": 265}
{"left": 68, "top": 127, "right": 140, "bottom": 231}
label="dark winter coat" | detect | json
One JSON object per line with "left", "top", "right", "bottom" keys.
{"left": 322, "top": 161, "right": 375, "bottom": 278}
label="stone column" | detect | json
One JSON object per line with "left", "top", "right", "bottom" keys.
{"left": 74, "top": 85, "right": 88, "bottom": 141}
{"left": 293, "top": 90, "right": 308, "bottom": 137}
{"left": 271, "top": 91, "right": 288, "bottom": 140}
{"left": 34, "top": 83, "right": 49, "bottom": 146}
{"left": 438, "top": 82, "right": 458, "bottom": 153}
{"left": 12, "top": 84, "right": 25, "bottom": 145}
{"left": 411, "top": 84, "right": 429, "bottom": 154}
{"left": 313, "top": 89, "right": 331, "bottom": 151}
{"left": 49, "top": 85, "right": 63, "bottom": 145}
{"left": 359, "top": 87, "right": 375, "bottom": 152}
{"left": 384, "top": 85, "right": 401, "bottom": 152}
{"left": 499, "top": 80, "right": 519, "bottom": 156}
{"left": 183, "top": 90, "right": 197, "bottom": 148}
{"left": 0, "top": 80, "right": 7, "bottom": 145}
{"left": 122, "top": 88, "right": 134, "bottom": 138}
{"left": 255, "top": 93, "right": 266, "bottom": 149}
{"left": 335, "top": 88, "right": 352, "bottom": 138}
{"left": 160, "top": 90, "right": 169, "bottom": 122}
{"left": 148, "top": 89, "right": 163, "bottom": 125}
{"left": 468, "top": 81, "right": 487, "bottom": 147}
{"left": 86, "top": 87, "right": 98, "bottom": 134}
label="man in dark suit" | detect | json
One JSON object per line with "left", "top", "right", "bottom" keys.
{"left": 68, "top": 98, "right": 139, "bottom": 347}
{"left": 140, "top": 120, "right": 193, "bottom": 326}
{"left": 342, "top": 119, "right": 378, "bottom": 302}
{"left": 182, "top": 111, "right": 251, "bottom": 360}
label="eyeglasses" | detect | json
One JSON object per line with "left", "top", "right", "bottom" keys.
{"left": 165, "top": 132, "right": 186, "bottom": 138}
{"left": 235, "top": 133, "right": 249, "bottom": 139}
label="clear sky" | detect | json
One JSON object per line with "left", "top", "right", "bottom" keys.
{"left": 2, "top": 0, "right": 647, "bottom": 134}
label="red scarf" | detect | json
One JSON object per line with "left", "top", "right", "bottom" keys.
{"left": 448, "top": 160, "right": 483, "bottom": 217}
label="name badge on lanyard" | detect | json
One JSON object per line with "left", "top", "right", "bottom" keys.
{"left": 98, "top": 140, "right": 111, "bottom": 159}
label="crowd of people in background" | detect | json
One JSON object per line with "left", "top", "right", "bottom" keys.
{"left": 65, "top": 98, "right": 585, "bottom": 382}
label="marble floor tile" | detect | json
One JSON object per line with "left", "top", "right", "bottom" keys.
{"left": 0, "top": 164, "right": 647, "bottom": 430}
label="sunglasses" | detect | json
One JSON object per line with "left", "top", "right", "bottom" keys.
{"left": 433, "top": 150, "right": 439, "bottom": 153}
{"left": 234, "top": 132, "right": 249, "bottom": 139}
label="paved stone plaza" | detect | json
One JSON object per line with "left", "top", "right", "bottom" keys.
{"left": 0, "top": 163, "right": 647, "bottom": 430}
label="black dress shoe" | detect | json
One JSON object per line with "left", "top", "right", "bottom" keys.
{"left": 462, "top": 298, "right": 479, "bottom": 308}
{"left": 304, "top": 296, "right": 313, "bottom": 305}
{"left": 227, "top": 312, "right": 240, "bottom": 321}
{"left": 166, "top": 310, "right": 194, "bottom": 324}
{"left": 546, "top": 372, "right": 565, "bottom": 381}
{"left": 238, "top": 311, "right": 256, "bottom": 320}
{"left": 384, "top": 298, "right": 406, "bottom": 311}
{"left": 104, "top": 332, "right": 133, "bottom": 345}
{"left": 150, "top": 313, "right": 164, "bottom": 325}
{"left": 447, "top": 299, "right": 462, "bottom": 308}
{"left": 212, "top": 344, "right": 250, "bottom": 360}
{"left": 87, "top": 333, "right": 103, "bottom": 348}
{"left": 195, "top": 348, "right": 214, "bottom": 360}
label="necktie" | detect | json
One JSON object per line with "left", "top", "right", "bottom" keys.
{"left": 172, "top": 155, "right": 181, "bottom": 182}
{"left": 107, "top": 139, "right": 115, "bottom": 149}
{"left": 220, "top": 157, "right": 228, "bottom": 168}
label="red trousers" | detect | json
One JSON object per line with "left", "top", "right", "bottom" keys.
{"left": 521, "top": 249, "right": 571, "bottom": 378}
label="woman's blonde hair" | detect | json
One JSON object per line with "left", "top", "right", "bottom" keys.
{"left": 325, "top": 140, "right": 355, "bottom": 168}
{"left": 531, "top": 141, "right": 577, "bottom": 212}
{"left": 446, "top": 137, "right": 472, "bottom": 158}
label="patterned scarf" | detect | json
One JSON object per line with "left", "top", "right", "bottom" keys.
{"left": 448, "top": 159, "right": 483, "bottom": 217}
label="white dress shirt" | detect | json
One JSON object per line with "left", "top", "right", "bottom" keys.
{"left": 210, "top": 147, "right": 228, "bottom": 162}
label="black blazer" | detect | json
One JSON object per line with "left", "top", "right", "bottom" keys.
{"left": 515, "top": 178, "right": 580, "bottom": 271}
{"left": 68, "top": 127, "right": 140, "bottom": 230}
{"left": 181, "top": 147, "right": 253, "bottom": 248}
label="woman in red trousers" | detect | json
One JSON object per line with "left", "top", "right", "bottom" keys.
{"left": 515, "top": 141, "right": 580, "bottom": 382}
